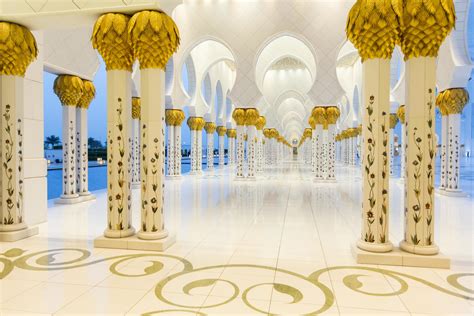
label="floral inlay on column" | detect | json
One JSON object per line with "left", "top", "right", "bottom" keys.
{"left": 398, "top": 0, "right": 455, "bottom": 255}
{"left": 397, "top": 105, "right": 406, "bottom": 179}
{"left": 128, "top": 10, "right": 180, "bottom": 240}
{"left": 131, "top": 97, "right": 141, "bottom": 185}
{"left": 346, "top": 0, "right": 399, "bottom": 252}
{"left": 232, "top": 108, "right": 246, "bottom": 178}
{"left": 326, "top": 106, "right": 340, "bottom": 180}
{"left": 436, "top": 88, "right": 469, "bottom": 193}
{"left": 217, "top": 126, "right": 227, "bottom": 167}
{"left": 389, "top": 113, "right": 398, "bottom": 177}
{"left": 76, "top": 80, "right": 96, "bottom": 196}
{"left": 53, "top": 75, "right": 84, "bottom": 199}
{"left": 204, "top": 122, "right": 217, "bottom": 171}
{"left": 92, "top": 13, "right": 135, "bottom": 238}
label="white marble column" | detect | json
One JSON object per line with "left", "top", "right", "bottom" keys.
{"left": 54, "top": 75, "right": 84, "bottom": 203}
{"left": 397, "top": 105, "right": 406, "bottom": 180}
{"left": 174, "top": 122, "right": 183, "bottom": 176}
{"left": 358, "top": 59, "right": 392, "bottom": 253}
{"left": 314, "top": 125, "right": 323, "bottom": 180}
{"left": 129, "top": 10, "right": 179, "bottom": 243}
{"left": 131, "top": 97, "right": 141, "bottom": 187}
{"left": 92, "top": 13, "right": 135, "bottom": 240}
{"left": 436, "top": 88, "right": 469, "bottom": 195}
{"left": 398, "top": 1, "right": 455, "bottom": 256}
{"left": 204, "top": 122, "right": 216, "bottom": 171}
{"left": 327, "top": 124, "right": 337, "bottom": 180}
{"left": 0, "top": 24, "right": 39, "bottom": 240}
{"left": 226, "top": 128, "right": 236, "bottom": 165}
{"left": 76, "top": 80, "right": 95, "bottom": 198}
{"left": 389, "top": 114, "right": 398, "bottom": 177}
{"left": 217, "top": 126, "right": 226, "bottom": 167}
{"left": 187, "top": 117, "right": 205, "bottom": 175}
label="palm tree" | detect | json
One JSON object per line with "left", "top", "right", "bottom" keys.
{"left": 45, "top": 135, "right": 61, "bottom": 149}
{"left": 88, "top": 137, "right": 103, "bottom": 149}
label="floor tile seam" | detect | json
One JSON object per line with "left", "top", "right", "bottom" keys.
{"left": 269, "top": 178, "right": 293, "bottom": 314}
{"left": 308, "top": 181, "right": 340, "bottom": 315}
{"left": 198, "top": 187, "right": 270, "bottom": 312}
{"left": 39, "top": 281, "right": 94, "bottom": 315}
{"left": 123, "top": 286, "right": 155, "bottom": 315}
{"left": 1, "top": 278, "right": 46, "bottom": 305}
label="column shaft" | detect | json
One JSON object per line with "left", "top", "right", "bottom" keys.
{"left": 247, "top": 126, "right": 257, "bottom": 178}
{"left": 327, "top": 125, "right": 336, "bottom": 180}
{"left": 167, "top": 124, "right": 175, "bottom": 176}
{"left": 357, "top": 58, "right": 392, "bottom": 252}
{"left": 439, "top": 115, "right": 448, "bottom": 189}
{"left": 447, "top": 113, "right": 461, "bottom": 191}
{"left": 236, "top": 125, "right": 245, "bottom": 178}
{"left": 218, "top": 135, "right": 225, "bottom": 166}
{"left": 76, "top": 107, "right": 90, "bottom": 195}
{"left": 400, "top": 57, "right": 437, "bottom": 254}
{"left": 174, "top": 125, "right": 182, "bottom": 175}
{"left": 131, "top": 118, "right": 141, "bottom": 185}
{"left": 207, "top": 132, "right": 214, "bottom": 170}
{"left": 138, "top": 68, "right": 167, "bottom": 240}
{"left": 0, "top": 76, "right": 27, "bottom": 232}
{"left": 62, "top": 105, "right": 78, "bottom": 199}
{"left": 105, "top": 70, "right": 134, "bottom": 237}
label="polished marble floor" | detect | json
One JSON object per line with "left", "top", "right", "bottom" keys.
{"left": 1, "top": 162, "right": 473, "bottom": 315}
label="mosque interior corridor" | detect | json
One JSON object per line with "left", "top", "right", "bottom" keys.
{"left": 1, "top": 0, "right": 474, "bottom": 314}
{"left": 0, "top": 162, "right": 473, "bottom": 315}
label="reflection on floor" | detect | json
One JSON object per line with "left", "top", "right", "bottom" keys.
{"left": 1, "top": 162, "right": 473, "bottom": 315}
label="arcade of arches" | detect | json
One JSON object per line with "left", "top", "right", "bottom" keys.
{"left": 0, "top": 0, "right": 473, "bottom": 315}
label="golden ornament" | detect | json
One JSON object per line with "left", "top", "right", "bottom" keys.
{"left": 0, "top": 22, "right": 38, "bottom": 76}
{"left": 77, "top": 80, "right": 95, "bottom": 109}
{"left": 53, "top": 75, "right": 84, "bottom": 106}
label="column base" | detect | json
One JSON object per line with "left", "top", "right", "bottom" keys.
{"left": 399, "top": 240, "right": 440, "bottom": 255}
{"left": 55, "top": 194, "right": 95, "bottom": 205}
{"left": 137, "top": 229, "right": 169, "bottom": 240}
{"left": 436, "top": 188, "right": 468, "bottom": 197}
{"left": 0, "top": 226, "right": 39, "bottom": 242}
{"left": 314, "top": 178, "right": 337, "bottom": 183}
{"left": 352, "top": 244, "right": 450, "bottom": 268}
{"left": 234, "top": 176, "right": 247, "bottom": 181}
{"left": 94, "top": 234, "right": 175, "bottom": 251}
{"left": 357, "top": 239, "right": 393, "bottom": 253}
{"left": 103, "top": 227, "right": 135, "bottom": 238}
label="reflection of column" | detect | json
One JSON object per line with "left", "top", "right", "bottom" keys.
{"left": 92, "top": 13, "right": 134, "bottom": 238}
{"left": 187, "top": 117, "right": 205, "bottom": 175}
{"left": 347, "top": 2, "right": 396, "bottom": 253}
{"left": 217, "top": 126, "right": 226, "bottom": 167}
{"left": 399, "top": 2, "right": 454, "bottom": 255}
{"left": 204, "top": 122, "right": 216, "bottom": 171}
{"left": 76, "top": 80, "right": 95, "bottom": 197}
{"left": 0, "top": 22, "right": 39, "bottom": 241}
{"left": 397, "top": 105, "right": 406, "bottom": 179}
{"left": 129, "top": 10, "right": 179, "bottom": 241}
{"left": 131, "top": 97, "right": 141, "bottom": 186}
{"left": 165, "top": 109, "right": 175, "bottom": 176}
{"left": 174, "top": 111, "right": 185, "bottom": 176}
{"left": 54, "top": 75, "right": 84, "bottom": 202}
{"left": 389, "top": 113, "right": 398, "bottom": 177}
{"left": 233, "top": 109, "right": 246, "bottom": 178}
{"left": 436, "top": 88, "right": 469, "bottom": 194}
{"left": 245, "top": 108, "right": 259, "bottom": 179}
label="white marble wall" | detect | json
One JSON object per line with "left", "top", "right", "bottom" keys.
{"left": 23, "top": 31, "right": 47, "bottom": 225}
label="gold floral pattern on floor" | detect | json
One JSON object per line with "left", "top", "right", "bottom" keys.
{"left": 1, "top": 248, "right": 472, "bottom": 315}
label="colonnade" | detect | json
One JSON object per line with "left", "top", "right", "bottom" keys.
{"left": 347, "top": 0, "right": 455, "bottom": 258}
{"left": 306, "top": 106, "right": 340, "bottom": 181}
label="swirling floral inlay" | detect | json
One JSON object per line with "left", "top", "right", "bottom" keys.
{"left": 0, "top": 248, "right": 472, "bottom": 315}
